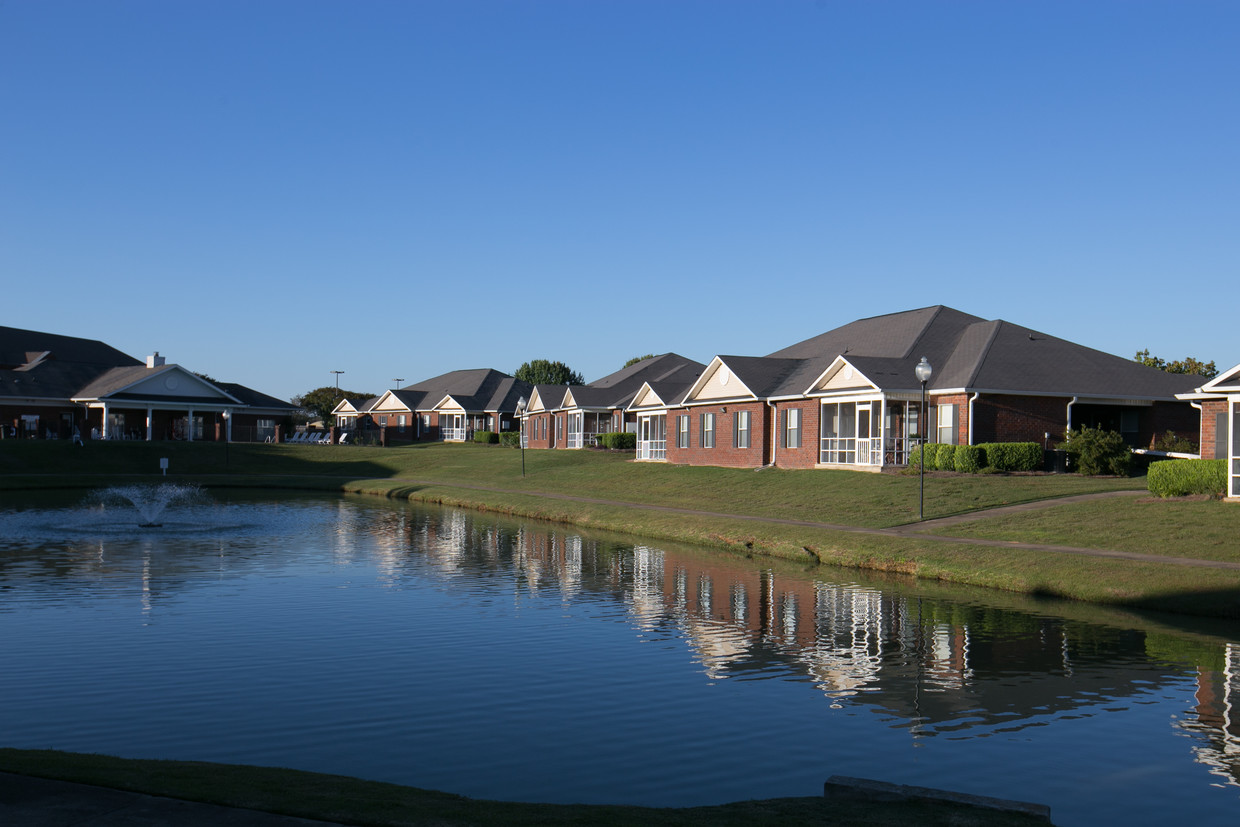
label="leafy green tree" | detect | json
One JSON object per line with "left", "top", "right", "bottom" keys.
{"left": 1133, "top": 349, "right": 1217, "bottom": 379}
{"left": 293, "top": 386, "right": 377, "bottom": 424}
{"left": 514, "top": 359, "right": 585, "bottom": 386}
{"left": 623, "top": 354, "right": 655, "bottom": 369}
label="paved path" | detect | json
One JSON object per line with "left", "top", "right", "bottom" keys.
{"left": 389, "top": 480, "right": 1240, "bottom": 571}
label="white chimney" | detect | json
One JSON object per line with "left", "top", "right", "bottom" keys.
{"left": 147, "top": 352, "right": 166, "bottom": 368}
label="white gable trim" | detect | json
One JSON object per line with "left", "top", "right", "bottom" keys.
{"left": 804, "top": 357, "right": 880, "bottom": 396}
{"left": 681, "top": 357, "right": 758, "bottom": 404}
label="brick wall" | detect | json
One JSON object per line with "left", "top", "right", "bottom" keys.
{"left": 770, "top": 399, "right": 820, "bottom": 469}
{"left": 1197, "top": 399, "right": 1226, "bottom": 458}
{"left": 971, "top": 394, "right": 1068, "bottom": 446}
{"left": 665, "top": 401, "right": 770, "bottom": 468}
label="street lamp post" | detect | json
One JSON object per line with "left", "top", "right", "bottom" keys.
{"left": 221, "top": 410, "right": 230, "bottom": 467}
{"left": 915, "top": 357, "right": 933, "bottom": 521}
{"left": 515, "top": 396, "right": 527, "bottom": 478}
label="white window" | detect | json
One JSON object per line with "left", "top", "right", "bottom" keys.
{"left": 735, "top": 410, "right": 750, "bottom": 448}
{"left": 677, "top": 414, "right": 690, "bottom": 449}
{"left": 701, "top": 413, "right": 715, "bottom": 448}
{"left": 785, "top": 408, "right": 801, "bottom": 449}
{"left": 937, "top": 404, "right": 955, "bottom": 445}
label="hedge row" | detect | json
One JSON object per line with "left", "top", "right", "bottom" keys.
{"left": 909, "top": 442, "right": 1043, "bottom": 473}
{"left": 598, "top": 432, "right": 636, "bottom": 450}
{"left": 472, "top": 431, "right": 499, "bottom": 444}
{"left": 1147, "top": 458, "right": 1226, "bottom": 497}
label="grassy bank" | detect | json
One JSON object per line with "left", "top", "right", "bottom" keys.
{"left": 0, "top": 749, "right": 1051, "bottom": 825}
{"left": 3, "top": 440, "right": 1237, "bottom": 617}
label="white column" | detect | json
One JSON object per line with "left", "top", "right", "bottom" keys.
{"left": 225, "top": 411, "right": 233, "bottom": 442}
{"left": 101, "top": 403, "right": 110, "bottom": 439}
{"left": 187, "top": 409, "right": 194, "bottom": 442}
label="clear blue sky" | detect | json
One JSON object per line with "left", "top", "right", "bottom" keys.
{"left": 3, "top": 1, "right": 1236, "bottom": 402}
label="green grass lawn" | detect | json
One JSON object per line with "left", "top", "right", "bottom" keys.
{"left": 925, "top": 495, "right": 1240, "bottom": 561}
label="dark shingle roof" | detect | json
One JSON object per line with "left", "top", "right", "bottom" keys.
{"left": 398, "top": 369, "right": 531, "bottom": 413}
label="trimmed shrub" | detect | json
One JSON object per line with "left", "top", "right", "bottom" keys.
{"left": 499, "top": 432, "right": 521, "bottom": 448}
{"left": 1059, "top": 427, "right": 1131, "bottom": 476}
{"left": 599, "top": 432, "right": 636, "bottom": 450}
{"left": 980, "top": 442, "right": 1043, "bottom": 472}
{"left": 954, "top": 444, "right": 983, "bottom": 474}
{"left": 907, "top": 443, "right": 926, "bottom": 472}
{"left": 1147, "top": 459, "right": 1226, "bottom": 497}
{"left": 935, "top": 444, "right": 957, "bottom": 471}
{"left": 921, "top": 443, "right": 941, "bottom": 470}
{"left": 472, "top": 431, "right": 498, "bottom": 444}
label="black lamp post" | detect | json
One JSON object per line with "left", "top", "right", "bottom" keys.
{"left": 915, "top": 357, "right": 933, "bottom": 520}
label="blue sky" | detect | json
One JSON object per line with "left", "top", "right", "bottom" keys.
{"left": 3, "top": 1, "right": 1236, "bottom": 402}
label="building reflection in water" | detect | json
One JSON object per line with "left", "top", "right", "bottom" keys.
{"left": 497, "top": 514, "right": 1240, "bottom": 788}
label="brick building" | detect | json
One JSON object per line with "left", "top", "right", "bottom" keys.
{"left": 657, "top": 306, "right": 1202, "bottom": 472}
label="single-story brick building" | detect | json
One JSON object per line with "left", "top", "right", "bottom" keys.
{"left": 656, "top": 306, "right": 1202, "bottom": 471}
{"left": 1177, "top": 362, "right": 1240, "bottom": 500}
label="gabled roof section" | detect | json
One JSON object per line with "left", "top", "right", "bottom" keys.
{"left": 0, "top": 326, "right": 141, "bottom": 370}
{"left": 526, "top": 384, "right": 568, "bottom": 414}
{"left": 944, "top": 320, "right": 1201, "bottom": 398}
{"left": 682, "top": 356, "right": 766, "bottom": 404}
{"left": 768, "top": 306, "right": 984, "bottom": 361}
{"left": 398, "top": 368, "right": 528, "bottom": 413}
{"left": 805, "top": 356, "right": 885, "bottom": 395}
{"left": 627, "top": 380, "right": 694, "bottom": 412}
{"left": 587, "top": 353, "right": 705, "bottom": 390}
{"left": 1193, "top": 362, "right": 1240, "bottom": 395}
{"left": 73, "top": 364, "right": 243, "bottom": 405}
{"left": 215, "top": 382, "right": 297, "bottom": 412}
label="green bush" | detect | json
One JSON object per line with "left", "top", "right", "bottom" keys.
{"left": 954, "top": 444, "right": 983, "bottom": 473}
{"left": 472, "top": 431, "right": 499, "bottom": 444}
{"left": 499, "top": 432, "right": 521, "bottom": 448}
{"left": 908, "top": 443, "right": 926, "bottom": 472}
{"left": 921, "top": 443, "right": 940, "bottom": 470}
{"left": 935, "top": 444, "right": 957, "bottom": 471}
{"left": 1147, "top": 458, "right": 1226, "bottom": 497}
{"left": 599, "top": 432, "right": 636, "bottom": 450}
{"left": 1059, "top": 427, "right": 1131, "bottom": 476}
{"left": 979, "top": 442, "right": 1043, "bottom": 472}
{"left": 1154, "top": 430, "right": 1198, "bottom": 453}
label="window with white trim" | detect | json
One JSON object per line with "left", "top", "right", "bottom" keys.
{"left": 677, "top": 414, "right": 690, "bottom": 448}
{"left": 785, "top": 408, "right": 801, "bottom": 449}
{"left": 735, "top": 410, "right": 750, "bottom": 448}
{"left": 936, "top": 404, "right": 956, "bottom": 445}
{"left": 701, "top": 412, "right": 715, "bottom": 448}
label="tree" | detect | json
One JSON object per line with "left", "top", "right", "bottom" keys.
{"left": 1133, "top": 349, "right": 1218, "bottom": 380}
{"left": 292, "top": 386, "right": 377, "bottom": 425}
{"left": 513, "top": 359, "right": 585, "bottom": 386}
{"left": 623, "top": 354, "right": 656, "bottom": 368}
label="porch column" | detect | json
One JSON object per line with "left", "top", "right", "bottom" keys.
{"left": 101, "top": 403, "right": 110, "bottom": 440}
{"left": 225, "top": 410, "right": 233, "bottom": 442}
{"left": 187, "top": 409, "right": 194, "bottom": 441}
{"left": 146, "top": 408, "right": 154, "bottom": 441}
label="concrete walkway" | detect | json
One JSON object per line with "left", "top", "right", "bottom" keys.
{"left": 390, "top": 480, "right": 1240, "bottom": 571}
{"left": 0, "top": 772, "right": 343, "bottom": 826}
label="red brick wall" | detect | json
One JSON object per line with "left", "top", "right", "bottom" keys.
{"left": 970, "top": 394, "right": 1068, "bottom": 446}
{"left": 770, "top": 400, "right": 820, "bottom": 469}
{"left": 665, "top": 402, "right": 769, "bottom": 468}
{"left": 1197, "top": 399, "right": 1226, "bottom": 458}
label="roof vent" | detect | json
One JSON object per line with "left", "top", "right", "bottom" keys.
{"left": 147, "top": 352, "right": 166, "bottom": 368}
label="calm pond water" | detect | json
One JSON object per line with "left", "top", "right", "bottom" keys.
{"left": 1, "top": 488, "right": 1238, "bottom": 825}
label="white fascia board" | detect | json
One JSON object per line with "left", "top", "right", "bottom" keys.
{"left": 933, "top": 387, "right": 1172, "bottom": 403}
